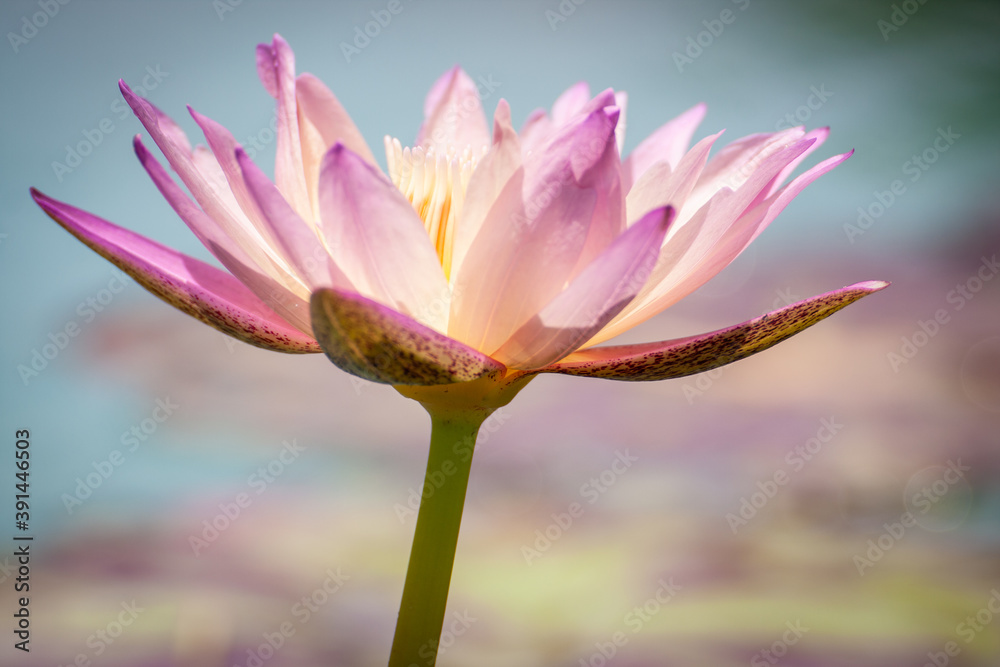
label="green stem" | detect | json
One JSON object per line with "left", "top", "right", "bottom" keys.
{"left": 387, "top": 406, "right": 486, "bottom": 667}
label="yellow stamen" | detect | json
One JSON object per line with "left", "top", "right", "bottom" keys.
{"left": 385, "top": 136, "right": 483, "bottom": 280}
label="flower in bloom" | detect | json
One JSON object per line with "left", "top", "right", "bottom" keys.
{"left": 31, "top": 35, "right": 885, "bottom": 391}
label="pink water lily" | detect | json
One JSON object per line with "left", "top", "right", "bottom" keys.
{"left": 31, "top": 34, "right": 890, "bottom": 667}
{"left": 31, "top": 34, "right": 885, "bottom": 389}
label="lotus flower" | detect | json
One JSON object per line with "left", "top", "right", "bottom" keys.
{"left": 31, "top": 34, "right": 890, "bottom": 667}
{"left": 31, "top": 34, "right": 884, "bottom": 390}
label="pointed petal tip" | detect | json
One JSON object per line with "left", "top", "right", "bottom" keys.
{"left": 642, "top": 205, "right": 677, "bottom": 231}
{"left": 131, "top": 133, "right": 148, "bottom": 156}
{"left": 853, "top": 279, "right": 890, "bottom": 292}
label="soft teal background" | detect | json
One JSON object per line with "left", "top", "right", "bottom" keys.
{"left": 1, "top": 1, "right": 999, "bottom": 666}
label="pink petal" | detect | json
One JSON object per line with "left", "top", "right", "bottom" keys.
{"left": 614, "top": 91, "right": 628, "bottom": 154}
{"left": 450, "top": 99, "right": 522, "bottom": 281}
{"left": 622, "top": 103, "right": 706, "bottom": 191}
{"left": 590, "top": 137, "right": 820, "bottom": 344}
{"left": 416, "top": 66, "right": 490, "bottom": 154}
{"left": 625, "top": 131, "right": 722, "bottom": 225}
{"left": 542, "top": 281, "right": 889, "bottom": 381}
{"left": 518, "top": 108, "right": 553, "bottom": 155}
{"left": 449, "top": 106, "right": 622, "bottom": 354}
{"left": 256, "top": 34, "right": 311, "bottom": 219}
{"left": 295, "top": 72, "right": 377, "bottom": 167}
{"left": 119, "top": 82, "right": 295, "bottom": 283}
{"left": 317, "top": 143, "right": 451, "bottom": 332}
{"left": 133, "top": 136, "right": 314, "bottom": 335}
{"left": 627, "top": 152, "right": 855, "bottom": 323}
{"left": 310, "top": 288, "right": 503, "bottom": 385}
{"left": 747, "top": 149, "right": 854, "bottom": 246}
{"left": 764, "top": 127, "right": 829, "bottom": 199}
{"left": 492, "top": 206, "right": 674, "bottom": 370}
{"left": 236, "top": 147, "right": 354, "bottom": 293}
{"left": 551, "top": 82, "right": 591, "bottom": 126}
{"left": 31, "top": 188, "right": 320, "bottom": 353}
{"left": 686, "top": 127, "right": 805, "bottom": 211}
{"left": 186, "top": 107, "right": 302, "bottom": 254}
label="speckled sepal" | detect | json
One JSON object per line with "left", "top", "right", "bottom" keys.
{"left": 310, "top": 287, "right": 505, "bottom": 385}
{"left": 31, "top": 188, "right": 320, "bottom": 354}
{"left": 540, "top": 281, "right": 889, "bottom": 381}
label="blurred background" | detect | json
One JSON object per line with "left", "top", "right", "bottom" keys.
{"left": 2, "top": 0, "right": 999, "bottom": 665}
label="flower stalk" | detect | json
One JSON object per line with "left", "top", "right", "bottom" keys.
{"left": 387, "top": 405, "right": 486, "bottom": 667}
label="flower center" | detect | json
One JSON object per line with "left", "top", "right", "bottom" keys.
{"left": 384, "top": 136, "right": 484, "bottom": 280}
